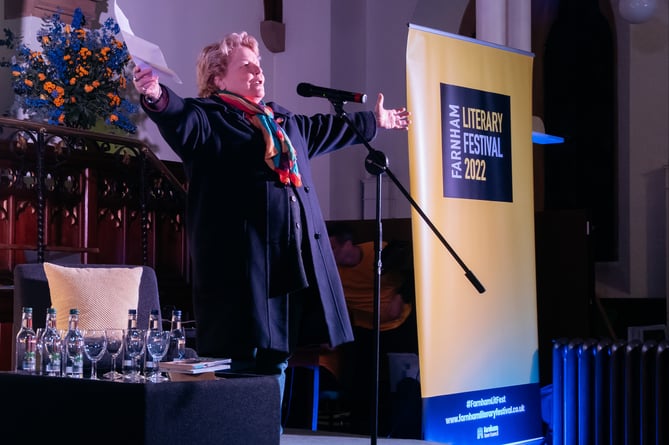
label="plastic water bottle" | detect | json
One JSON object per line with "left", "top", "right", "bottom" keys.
{"left": 122, "top": 309, "right": 138, "bottom": 379}
{"left": 14, "top": 307, "right": 37, "bottom": 373}
{"left": 64, "top": 308, "right": 84, "bottom": 378}
{"left": 169, "top": 310, "right": 186, "bottom": 360}
{"left": 42, "top": 307, "right": 62, "bottom": 376}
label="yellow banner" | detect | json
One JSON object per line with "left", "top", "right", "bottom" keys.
{"left": 407, "top": 25, "right": 542, "bottom": 443}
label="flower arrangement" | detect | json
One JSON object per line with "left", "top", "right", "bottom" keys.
{"left": 11, "top": 8, "right": 137, "bottom": 133}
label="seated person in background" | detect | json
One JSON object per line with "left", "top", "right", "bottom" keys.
{"left": 328, "top": 222, "right": 420, "bottom": 438}
{"left": 329, "top": 224, "right": 413, "bottom": 332}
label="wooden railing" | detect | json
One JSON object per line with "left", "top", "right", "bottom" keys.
{"left": 0, "top": 116, "right": 191, "bottom": 312}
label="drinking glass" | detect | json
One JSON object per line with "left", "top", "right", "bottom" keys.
{"left": 145, "top": 330, "right": 171, "bottom": 382}
{"left": 42, "top": 329, "right": 63, "bottom": 376}
{"left": 172, "top": 330, "right": 186, "bottom": 361}
{"left": 65, "top": 329, "right": 85, "bottom": 378}
{"left": 103, "top": 328, "right": 124, "bottom": 381}
{"left": 83, "top": 329, "right": 107, "bottom": 380}
{"left": 35, "top": 328, "right": 45, "bottom": 375}
{"left": 57, "top": 329, "right": 67, "bottom": 376}
{"left": 123, "top": 328, "right": 145, "bottom": 382}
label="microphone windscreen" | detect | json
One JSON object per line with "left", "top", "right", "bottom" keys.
{"left": 296, "top": 83, "right": 312, "bottom": 97}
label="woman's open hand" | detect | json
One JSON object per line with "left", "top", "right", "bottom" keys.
{"left": 374, "top": 93, "right": 411, "bottom": 130}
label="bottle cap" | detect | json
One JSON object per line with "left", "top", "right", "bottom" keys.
{"left": 128, "top": 309, "right": 137, "bottom": 315}
{"left": 48, "top": 307, "right": 56, "bottom": 314}
{"left": 69, "top": 308, "right": 79, "bottom": 314}
{"left": 22, "top": 306, "right": 33, "bottom": 313}
{"left": 172, "top": 310, "right": 182, "bottom": 316}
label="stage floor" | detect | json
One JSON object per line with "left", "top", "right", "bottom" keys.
{"left": 281, "top": 429, "right": 442, "bottom": 445}
{"left": 281, "top": 429, "right": 547, "bottom": 445}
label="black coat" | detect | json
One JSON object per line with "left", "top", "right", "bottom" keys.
{"left": 143, "top": 87, "right": 377, "bottom": 358}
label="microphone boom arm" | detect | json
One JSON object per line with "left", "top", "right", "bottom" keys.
{"left": 330, "top": 99, "right": 486, "bottom": 294}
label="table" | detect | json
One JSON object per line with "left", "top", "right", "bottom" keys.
{"left": 0, "top": 371, "right": 280, "bottom": 445}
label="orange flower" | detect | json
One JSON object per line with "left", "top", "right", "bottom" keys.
{"left": 53, "top": 97, "right": 65, "bottom": 107}
{"left": 24, "top": 79, "right": 33, "bottom": 87}
{"left": 107, "top": 93, "right": 121, "bottom": 107}
{"left": 84, "top": 84, "right": 94, "bottom": 93}
{"left": 109, "top": 114, "right": 119, "bottom": 122}
{"left": 69, "top": 78, "right": 76, "bottom": 85}
{"left": 58, "top": 114, "right": 65, "bottom": 123}
{"left": 38, "top": 73, "right": 46, "bottom": 81}
{"left": 92, "top": 80, "right": 100, "bottom": 88}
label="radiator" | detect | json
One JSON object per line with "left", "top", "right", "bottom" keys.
{"left": 552, "top": 338, "right": 669, "bottom": 445}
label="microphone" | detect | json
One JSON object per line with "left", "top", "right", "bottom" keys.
{"left": 296, "top": 82, "right": 367, "bottom": 104}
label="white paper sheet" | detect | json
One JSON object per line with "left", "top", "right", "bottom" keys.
{"left": 113, "top": 0, "right": 182, "bottom": 84}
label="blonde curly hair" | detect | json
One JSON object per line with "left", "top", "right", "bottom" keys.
{"left": 196, "top": 32, "right": 260, "bottom": 97}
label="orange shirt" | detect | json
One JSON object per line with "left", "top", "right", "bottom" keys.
{"left": 337, "top": 241, "right": 412, "bottom": 331}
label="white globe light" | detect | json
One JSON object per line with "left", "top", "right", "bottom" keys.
{"left": 619, "top": 0, "right": 657, "bottom": 24}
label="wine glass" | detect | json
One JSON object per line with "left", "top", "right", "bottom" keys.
{"left": 123, "top": 328, "right": 145, "bottom": 382}
{"left": 83, "top": 329, "right": 107, "bottom": 380}
{"left": 103, "top": 329, "right": 124, "bottom": 381}
{"left": 145, "top": 329, "right": 171, "bottom": 382}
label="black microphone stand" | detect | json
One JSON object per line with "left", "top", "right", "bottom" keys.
{"left": 329, "top": 98, "right": 485, "bottom": 445}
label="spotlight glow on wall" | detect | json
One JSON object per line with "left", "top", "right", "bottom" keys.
{"left": 618, "top": 0, "right": 657, "bottom": 24}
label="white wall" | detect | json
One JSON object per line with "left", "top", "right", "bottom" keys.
{"left": 596, "top": 0, "right": 669, "bottom": 301}
{"left": 328, "top": 0, "right": 469, "bottom": 220}
{"left": 0, "top": 0, "right": 35, "bottom": 118}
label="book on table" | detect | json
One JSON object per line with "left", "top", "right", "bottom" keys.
{"left": 161, "top": 357, "right": 231, "bottom": 374}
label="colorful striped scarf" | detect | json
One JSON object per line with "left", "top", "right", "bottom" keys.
{"left": 217, "top": 91, "right": 302, "bottom": 187}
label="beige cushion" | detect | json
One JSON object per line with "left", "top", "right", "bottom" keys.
{"left": 43, "top": 262, "right": 142, "bottom": 330}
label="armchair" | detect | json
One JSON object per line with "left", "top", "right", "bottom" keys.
{"left": 11, "top": 263, "right": 193, "bottom": 371}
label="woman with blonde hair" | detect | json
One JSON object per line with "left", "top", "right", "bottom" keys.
{"left": 133, "top": 31, "right": 410, "bottom": 428}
